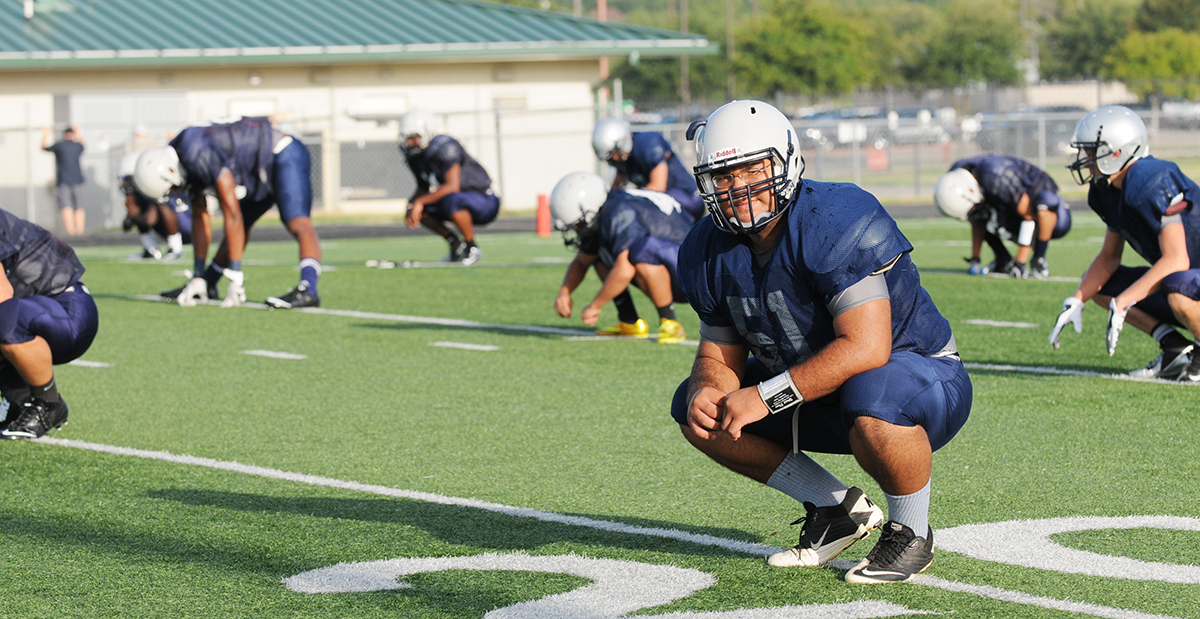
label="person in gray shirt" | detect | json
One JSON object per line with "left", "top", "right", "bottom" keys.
{"left": 42, "top": 125, "right": 86, "bottom": 236}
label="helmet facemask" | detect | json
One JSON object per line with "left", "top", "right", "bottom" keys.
{"left": 556, "top": 212, "right": 599, "bottom": 249}
{"left": 694, "top": 148, "right": 799, "bottom": 235}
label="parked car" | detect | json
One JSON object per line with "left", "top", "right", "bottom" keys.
{"left": 973, "top": 106, "right": 1085, "bottom": 159}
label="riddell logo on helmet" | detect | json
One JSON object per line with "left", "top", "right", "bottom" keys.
{"left": 713, "top": 148, "right": 741, "bottom": 158}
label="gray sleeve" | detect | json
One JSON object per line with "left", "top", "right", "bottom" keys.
{"left": 1162, "top": 214, "right": 1183, "bottom": 228}
{"left": 698, "top": 321, "right": 743, "bottom": 346}
{"left": 827, "top": 272, "right": 890, "bottom": 317}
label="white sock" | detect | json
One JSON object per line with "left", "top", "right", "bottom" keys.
{"left": 884, "top": 479, "right": 931, "bottom": 538}
{"left": 140, "top": 233, "right": 158, "bottom": 251}
{"left": 765, "top": 452, "right": 849, "bottom": 507}
{"left": 167, "top": 233, "right": 183, "bottom": 253}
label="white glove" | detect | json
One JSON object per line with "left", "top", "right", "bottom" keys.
{"left": 221, "top": 270, "right": 246, "bottom": 308}
{"left": 176, "top": 277, "right": 209, "bottom": 307}
{"left": 1106, "top": 299, "right": 1131, "bottom": 357}
{"left": 1049, "top": 297, "right": 1084, "bottom": 349}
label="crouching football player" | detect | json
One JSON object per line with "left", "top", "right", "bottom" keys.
{"left": 0, "top": 208, "right": 99, "bottom": 439}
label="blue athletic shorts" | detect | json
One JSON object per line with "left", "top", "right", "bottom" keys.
{"left": 1100, "top": 265, "right": 1200, "bottom": 327}
{"left": 0, "top": 287, "right": 98, "bottom": 363}
{"left": 670, "top": 351, "right": 972, "bottom": 454}
{"left": 241, "top": 139, "right": 313, "bottom": 229}
{"left": 665, "top": 187, "right": 705, "bottom": 222}
{"left": 629, "top": 236, "right": 685, "bottom": 302}
{"left": 426, "top": 191, "right": 500, "bottom": 226}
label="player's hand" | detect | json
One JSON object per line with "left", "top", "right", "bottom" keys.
{"left": 581, "top": 304, "right": 601, "bottom": 327}
{"left": 1107, "top": 298, "right": 1132, "bottom": 357}
{"left": 405, "top": 203, "right": 423, "bottom": 229}
{"left": 122, "top": 216, "right": 135, "bottom": 232}
{"left": 176, "top": 277, "right": 209, "bottom": 307}
{"left": 1049, "top": 296, "right": 1084, "bottom": 349}
{"left": 719, "top": 386, "right": 771, "bottom": 441}
{"left": 1007, "top": 262, "right": 1027, "bottom": 279}
{"left": 554, "top": 290, "right": 573, "bottom": 318}
{"left": 221, "top": 270, "right": 246, "bottom": 308}
{"left": 687, "top": 387, "right": 725, "bottom": 440}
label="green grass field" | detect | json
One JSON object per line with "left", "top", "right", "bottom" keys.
{"left": 1, "top": 212, "right": 1197, "bottom": 618}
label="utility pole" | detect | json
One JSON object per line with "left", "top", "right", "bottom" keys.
{"left": 726, "top": 0, "right": 735, "bottom": 99}
{"left": 680, "top": 0, "right": 690, "bottom": 116}
{"left": 573, "top": 0, "right": 581, "bottom": 17}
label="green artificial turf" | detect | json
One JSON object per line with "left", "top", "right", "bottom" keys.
{"left": 0, "top": 214, "right": 1195, "bottom": 618}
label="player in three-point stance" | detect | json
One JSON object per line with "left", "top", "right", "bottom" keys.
{"left": 399, "top": 110, "right": 499, "bottom": 266}
{"left": 1050, "top": 105, "right": 1200, "bottom": 381}
{"left": 672, "top": 100, "right": 971, "bottom": 583}
{"left": 549, "top": 172, "right": 693, "bottom": 343}
{"left": 0, "top": 208, "right": 98, "bottom": 440}
{"left": 118, "top": 152, "right": 192, "bottom": 261}
{"left": 592, "top": 117, "right": 705, "bottom": 222}
{"left": 934, "top": 155, "right": 1071, "bottom": 278}
{"left": 135, "top": 116, "right": 323, "bottom": 309}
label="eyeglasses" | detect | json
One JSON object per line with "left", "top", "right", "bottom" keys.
{"left": 711, "top": 164, "right": 771, "bottom": 189}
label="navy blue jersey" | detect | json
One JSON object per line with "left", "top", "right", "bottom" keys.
{"left": 679, "top": 181, "right": 953, "bottom": 374}
{"left": 579, "top": 189, "right": 694, "bottom": 267}
{"left": 170, "top": 116, "right": 276, "bottom": 203}
{"left": 405, "top": 135, "right": 492, "bottom": 194}
{"left": 613, "top": 132, "right": 698, "bottom": 195}
{"left": 951, "top": 155, "right": 1057, "bottom": 230}
{"left": 1088, "top": 156, "right": 1200, "bottom": 266}
{"left": 0, "top": 208, "right": 85, "bottom": 298}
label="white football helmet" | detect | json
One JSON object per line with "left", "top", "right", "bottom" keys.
{"left": 687, "top": 100, "right": 804, "bottom": 234}
{"left": 592, "top": 117, "right": 633, "bottom": 162}
{"left": 933, "top": 168, "right": 983, "bottom": 220}
{"left": 549, "top": 171, "right": 608, "bottom": 248}
{"left": 133, "top": 146, "right": 185, "bottom": 200}
{"left": 399, "top": 109, "right": 440, "bottom": 155}
{"left": 1068, "top": 105, "right": 1148, "bottom": 184}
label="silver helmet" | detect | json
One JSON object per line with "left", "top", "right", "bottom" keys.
{"left": 686, "top": 100, "right": 803, "bottom": 235}
{"left": 399, "top": 109, "right": 440, "bottom": 156}
{"left": 1068, "top": 105, "right": 1148, "bottom": 184}
{"left": 591, "top": 117, "right": 633, "bottom": 162}
{"left": 934, "top": 168, "right": 983, "bottom": 221}
{"left": 133, "top": 146, "right": 185, "bottom": 200}
{"left": 549, "top": 171, "right": 608, "bottom": 248}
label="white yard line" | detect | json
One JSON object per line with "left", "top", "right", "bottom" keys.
{"left": 429, "top": 341, "right": 500, "bottom": 351}
{"left": 242, "top": 350, "right": 308, "bottom": 360}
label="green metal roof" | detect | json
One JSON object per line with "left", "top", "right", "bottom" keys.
{"left": 0, "top": 0, "right": 715, "bottom": 69}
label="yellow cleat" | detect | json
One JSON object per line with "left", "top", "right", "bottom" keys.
{"left": 595, "top": 319, "right": 650, "bottom": 338}
{"left": 657, "top": 318, "right": 686, "bottom": 344}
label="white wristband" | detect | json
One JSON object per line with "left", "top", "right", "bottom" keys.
{"left": 1018, "top": 219, "right": 1036, "bottom": 246}
{"left": 757, "top": 371, "right": 803, "bottom": 414}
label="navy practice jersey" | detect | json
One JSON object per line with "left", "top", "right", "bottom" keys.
{"left": 0, "top": 208, "right": 85, "bottom": 298}
{"left": 951, "top": 155, "right": 1057, "bottom": 229}
{"left": 578, "top": 189, "right": 694, "bottom": 267}
{"left": 679, "top": 181, "right": 954, "bottom": 374}
{"left": 405, "top": 135, "right": 492, "bottom": 194}
{"left": 612, "top": 132, "right": 698, "bottom": 195}
{"left": 171, "top": 117, "right": 276, "bottom": 203}
{"left": 1088, "top": 156, "right": 1200, "bottom": 266}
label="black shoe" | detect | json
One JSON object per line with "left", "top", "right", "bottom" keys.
{"left": 1031, "top": 256, "right": 1049, "bottom": 279}
{"left": 766, "top": 487, "right": 884, "bottom": 567}
{"left": 1130, "top": 344, "right": 1193, "bottom": 380}
{"left": 141, "top": 247, "right": 163, "bottom": 260}
{"left": 844, "top": 521, "right": 934, "bottom": 584}
{"left": 1, "top": 397, "right": 69, "bottom": 440}
{"left": 161, "top": 282, "right": 220, "bottom": 302}
{"left": 441, "top": 238, "right": 465, "bottom": 263}
{"left": 265, "top": 282, "right": 320, "bottom": 309}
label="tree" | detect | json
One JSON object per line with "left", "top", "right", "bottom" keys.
{"left": 1134, "top": 0, "right": 1200, "bottom": 33}
{"left": 1041, "top": 0, "right": 1136, "bottom": 80}
{"left": 734, "top": 0, "right": 884, "bottom": 98}
{"left": 1105, "top": 28, "right": 1200, "bottom": 101}
{"left": 903, "top": 0, "right": 1023, "bottom": 88}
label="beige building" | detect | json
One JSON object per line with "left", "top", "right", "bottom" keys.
{"left": 0, "top": 0, "right": 714, "bottom": 231}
